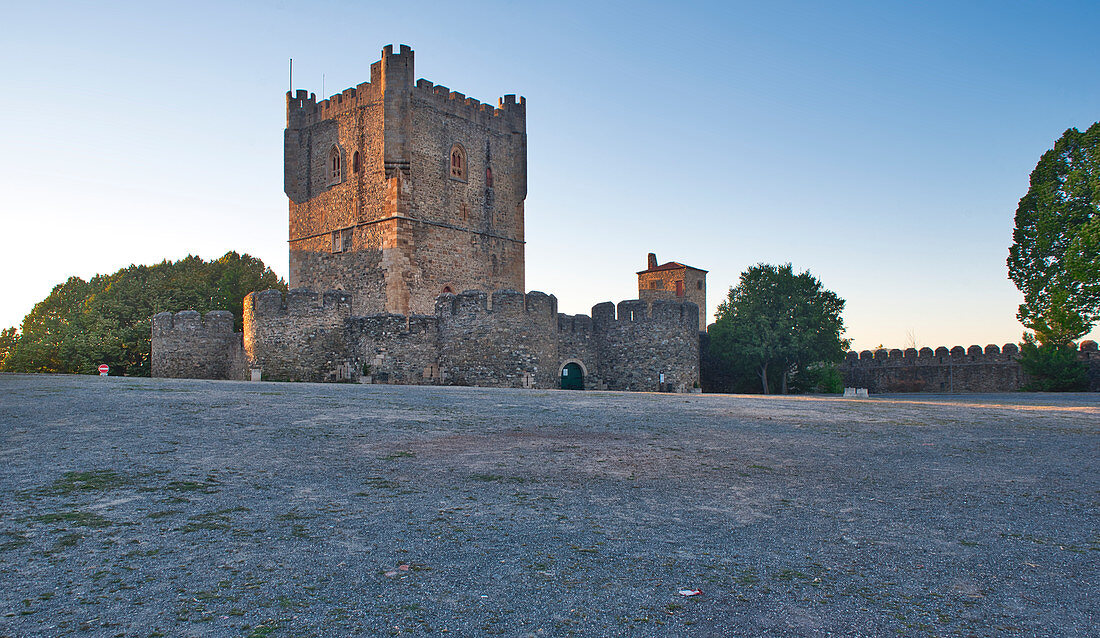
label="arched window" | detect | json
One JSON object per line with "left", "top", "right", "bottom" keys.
{"left": 329, "top": 146, "right": 341, "bottom": 182}
{"left": 449, "top": 143, "right": 467, "bottom": 181}
{"left": 352, "top": 151, "right": 360, "bottom": 174}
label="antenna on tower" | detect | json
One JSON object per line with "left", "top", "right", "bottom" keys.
{"left": 322, "top": 73, "right": 325, "bottom": 98}
{"left": 289, "top": 58, "right": 293, "bottom": 93}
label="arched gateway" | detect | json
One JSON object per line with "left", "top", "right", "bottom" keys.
{"left": 560, "top": 362, "right": 584, "bottom": 390}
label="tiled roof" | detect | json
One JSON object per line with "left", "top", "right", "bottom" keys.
{"left": 637, "top": 261, "right": 708, "bottom": 275}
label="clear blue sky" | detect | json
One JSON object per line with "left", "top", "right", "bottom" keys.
{"left": 2, "top": 0, "right": 1098, "bottom": 350}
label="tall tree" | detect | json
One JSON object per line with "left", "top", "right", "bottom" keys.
{"left": 2, "top": 252, "right": 285, "bottom": 377}
{"left": 708, "top": 263, "right": 849, "bottom": 394}
{"left": 1007, "top": 121, "right": 1100, "bottom": 345}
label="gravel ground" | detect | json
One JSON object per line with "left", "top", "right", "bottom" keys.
{"left": 0, "top": 373, "right": 1096, "bottom": 637}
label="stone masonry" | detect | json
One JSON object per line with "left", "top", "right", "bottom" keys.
{"left": 285, "top": 45, "right": 526, "bottom": 317}
{"left": 150, "top": 311, "right": 246, "bottom": 380}
{"left": 153, "top": 290, "right": 701, "bottom": 392}
{"left": 840, "top": 341, "right": 1100, "bottom": 393}
{"left": 637, "top": 253, "right": 707, "bottom": 331}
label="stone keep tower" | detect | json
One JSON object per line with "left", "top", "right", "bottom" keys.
{"left": 284, "top": 45, "right": 527, "bottom": 316}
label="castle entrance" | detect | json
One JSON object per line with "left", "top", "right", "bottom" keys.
{"left": 560, "top": 362, "right": 584, "bottom": 390}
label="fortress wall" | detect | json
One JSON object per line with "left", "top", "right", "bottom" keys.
{"left": 151, "top": 311, "right": 246, "bottom": 380}
{"left": 840, "top": 341, "right": 1100, "bottom": 392}
{"left": 593, "top": 300, "right": 700, "bottom": 393}
{"left": 243, "top": 289, "right": 353, "bottom": 382}
{"left": 557, "top": 312, "right": 603, "bottom": 389}
{"left": 157, "top": 288, "right": 703, "bottom": 392}
{"left": 348, "top": 313, "right": 441, "bottom": 385}
{"left": 435, "top": 290, "right": 558, "bottom": 388}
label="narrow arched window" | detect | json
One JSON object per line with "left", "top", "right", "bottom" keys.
{"left": 352, "top": 151, "right": 360, "bottom": 174}
{"left": 450, "top": 143, "right": 467, "bottom": 181}
{"left": 329, "top": 146, "right": 341, "bottom": 182}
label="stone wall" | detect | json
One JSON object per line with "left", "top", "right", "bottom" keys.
{"left": 557, "top": 312, "right": 604, "bottom": 390}
{"left": 350, "top": 313, "right": 441, "bottom": 385}
{"left": 840, "top": 341, "right": 1100, "bottom": 393}
{"left": 434, "top": 290, "right": 557, "bottom": 388}
{"left": 155, "top": 288, "right": 701, "bottom": 392}
{"left": 151, "top": 311, "right": 246, "bottom": 380}
{"left": 242, "top": 289, "right": 353, "bottom": 382}
{"left": 593, "top": 300, "right": 701, "bottom": 393}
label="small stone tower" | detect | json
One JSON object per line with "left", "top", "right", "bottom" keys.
{"left": 637, "top": 253, "right": 707, "bottom": 331}
{"left": 284, "top": 45, "right": 527, "bottom": 315}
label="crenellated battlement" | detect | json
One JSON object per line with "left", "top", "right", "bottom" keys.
{"left": 244, "top": 288, "right": 353, "bottom": 319}
{"left": 558, "top": 313, "right": 594, "bottom": 334}
{"left": 285, "top": 44, "right": 527, "bottom": 132}
{"left": 843, "top": 341, "right": 1097, "bottom": 367}
{"left": 413, "top": 79, "right": 525, "bottom": 134}
{"left": 432, "top": 289, "right": 556, "bottom": 319}
{"left": 286, "top": 44, "right": 411, "bottom": 128}
{"left": 840, "top": 340, "right": 1099, "bottom": 393}
{"left": 152, "top": 310, "right": 235, "bottom": 336}
{"left": 287, "top": 80, "right": 383, "bottom": 127}
{"left": 589, "top": 299, "right": 700, "bottom": 328}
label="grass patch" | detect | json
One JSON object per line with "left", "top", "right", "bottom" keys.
{"left": 179, "top": 507, "right": 249, "bottom": 533}
{"left": 33, "top": 511, "right": 113, "bottom": 528}
{"left": 379, "top": 451, "right": 415, "bottom": 460}
{"left": 53, "top": 532, "right": 83, "bottom": 550}
{"left": 146, "top": 510, "right": 180, "bottom": 520}
{"left": 775, "top": 568, "right": 808, "bottom": 582}
{"left": 33, "top": 470, "right": 129, "bottom": 497}
{"left": 469, "top": 473, "right": 505, "bottom": 482}
{"left": 0, "top": 531, "right": 30, "bottom": 551}
{"left": 163, "top": 478, "right": 221, "bottom": 493}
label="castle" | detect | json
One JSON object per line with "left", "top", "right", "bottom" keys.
{"left": 152, "top": 45, "right": 702, "bottom": 392}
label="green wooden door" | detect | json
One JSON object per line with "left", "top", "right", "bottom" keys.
{"left": 560, "top": 363, "right": 584, "bottom": 390}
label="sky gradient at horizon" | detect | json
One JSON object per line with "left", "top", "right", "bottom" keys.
{"left": 2, "top": 0, "right": 1098, "bottom": 349}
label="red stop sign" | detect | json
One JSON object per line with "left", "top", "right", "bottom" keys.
{"left": 98, "top": 364, "right": 109, "bottom": 374}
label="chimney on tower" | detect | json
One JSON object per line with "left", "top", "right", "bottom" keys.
{"left": 647, "top": 253, "right": 658, "bottom": 270}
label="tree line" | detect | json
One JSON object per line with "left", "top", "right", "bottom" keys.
{"left": 0, "top": 253, "right": 285, "bottom": 377}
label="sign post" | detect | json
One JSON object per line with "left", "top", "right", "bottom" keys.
{"left": 98, "top": 364, "right": 109, "bottom": 377}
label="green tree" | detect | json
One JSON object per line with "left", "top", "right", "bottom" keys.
{"left": 1007, "top": 121, "right": 1100, "bottom": 345}
{"left": 0, "top": 327, "right": 18, "bottom": 370}
{"left": 707, "top": 263, "right": 849, "bottom": 394}
{"left": 3, "top": 252, "right": 285, "bottom": 377}
{"left": 1017, "top": 334, "right": 1088, "bottom": 391}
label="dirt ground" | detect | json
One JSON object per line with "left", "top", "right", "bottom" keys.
{"left": 1, "top": 373, "right": 1096, "bottom": 637}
